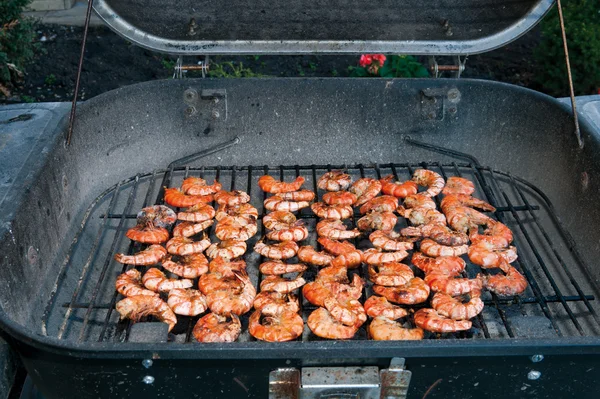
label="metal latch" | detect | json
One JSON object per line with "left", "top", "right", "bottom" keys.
{"left": 269, "top": 358, "right": 411, "bottom": 399}
{"left": 182, "top": 88, "right": 227, "bottom": 134}
{"left": 420, "top": 87, "right": 461, "bottom": 121}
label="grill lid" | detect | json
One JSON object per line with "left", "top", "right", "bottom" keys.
{"left": 93, "top": 0, "right": 554, "bottom": 55}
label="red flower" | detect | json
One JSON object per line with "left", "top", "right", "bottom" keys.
{"left": 372, "top": 54, "right": 387, "bottom": 66}
{"left": 359, "top": 54, "right": 373, "bottom": 67}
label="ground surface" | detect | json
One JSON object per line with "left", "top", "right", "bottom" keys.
{"left": 3, "top": 23, "right": 545, "bottom": 104}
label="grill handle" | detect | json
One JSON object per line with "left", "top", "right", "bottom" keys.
{"left": 269, "top": 358, "right": 411, "bottom": 399}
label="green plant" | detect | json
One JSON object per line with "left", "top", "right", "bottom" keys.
{"left": 331, "top": 68, "right": 339, "bottom": 77}
{"left": 20, "top": 94, "right": 34, "bottom": 102}
{"left": 0, "top": 0, "right": 38, "bottom": 97}
{"left": 44, "top": 73, "right": 56, "bottom": 86}
{"left": 161, "top": 58, "right": 176, "bottom": 71}
{"left": 208, "top": 61, "right": 264, "bottom": 78}
{"left": 308, "top": 62, "right": 317, "bottom": 72}
{"left": 535, "top": 0, "right": 600, "bottom": 96}
{"left": 297, "top": 65, "right": 305, "bottom": 77}
{"left": 350, "top": 55, "right": 428, "bottom": 78}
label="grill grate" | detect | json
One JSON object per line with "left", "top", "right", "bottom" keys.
{"left": 44, "top": 163, "right": 600, "bottom": 343}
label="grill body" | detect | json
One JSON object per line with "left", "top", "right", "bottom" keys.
{"left": 1, "top": 78, "right": 600, "bottom": 398}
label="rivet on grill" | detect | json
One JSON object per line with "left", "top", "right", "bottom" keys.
{"left": 185, "top": 106, "right": 198, "bottom": 117}
{"left": 212, "top": 110, "right": 220, "bottom": 119}
{"left": 527, "top": 370, "right": 541, "bottom": 380}
{"left": 143, "top": 375, "right": 155, "bottom": 384}
{"left": 530, "top": 354, "right": 544, "bottom": 363}
{"left": 142, "top": 359, "right": 153, "bottom": 368}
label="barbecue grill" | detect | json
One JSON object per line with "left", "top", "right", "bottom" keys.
{"left": 2, "top": 0, "right": 600, "bottom": 398}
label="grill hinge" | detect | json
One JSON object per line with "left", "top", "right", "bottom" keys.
{"left": 269, "top": 358, "right": 411, "bottom": 399}
{"left": 174, "top": 55, "right": 210, "bottom": 79}
{"left": 182, "top": 87, "right": 227, "bottom": 134}
{"left": 420, "top": 87, "right": 461, "bottom": 121}
{"left": 428, "top": 56, "right": 467, "bottom": 79}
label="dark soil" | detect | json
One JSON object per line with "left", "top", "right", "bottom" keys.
{"left": 3, "top": 23, "right": 546, "bottom": 104}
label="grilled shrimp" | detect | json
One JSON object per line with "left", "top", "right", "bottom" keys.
{"left": 431, "top": 292, "right": 484, "bottom": 320}
{"left": 317, "top": 264, "right": 349, "bottom": 283}
{"left": 468, "top": 241, "right": 518, "bottom": 268}
{"left": 420, "top": 239, "right": 468, "bottom": 257}
{"left": 303, "top": 275, "right": 362, "bottom": 307}
{"left": 126, "top": 224, "right": 170, "bottom": 244}
{"left": 254, "top": 291, "right": 300, "bottom": 315}
{"left": 297, "top": 246, "right": 334, "bottom": 266}
{"left": 206, "top": 272, "right": 256, "bottom": 315}
{"left": 114, "top": 245, "right": 167, "bottom": 266}
{"left": 329, "top": 274, "right": 364, "bottom": 301}
{"left": 411, "top": 252, "right": 466, "bottom": 275}
{"left": 254, "top": 240, "right": 299, "bottom": 260}
{"left": 263, "top": 211, "right": 297, "bottom": 230}
{"left": 397, "top": 207, "right": 446, "bottom": 227}
{"left": 480, "top": 261, "right": 527, "bottom": 295}
{"left": 359, "top": 195, "right": 399, "bottom": 214}
{"left": 115, "top": 269, "right": 158, "bottom": 297}
{"left": 173, "top": 220, "right": 214, "bottom": 238}
{"left": 167, "top": 288, "right": 207, "bottom": 316}
{"left": 442, "top": 176, "right": 475, "bottom": 196}
{"left": 302, "top": 281, "right": 333, "bottom": 307}
{"left": 265, "top": 221, "right": 309, "bottom": 242}
{"left": 198, "top": 272, "right": 241, "bottom": 295}
{"left": 278, "top": 190, "right": 315, "bottom": 201}
{"left": 349, "top": 178, "right": 382, "bottom": 206}
{"left": 414, "top": 308, "right": 471, "bottom": 333}
{"left": 166, "top": 236, "right": 211, "bottom": 256}
{"left": 214, "top": 190, "right": 251, "bottom": 207}
{"left": 362, "top": 248, "right": 409, "bottom": 265}
{"left": 318, "top": 237, "right": 356, "bottom": 256}
{"left": 259, "top": 260, "right": 308, "bottom": 275}
{"left": 470, "top": 219, "right": 513, "bottom": 248}
{"left": 206, "top": 239, "right": 247, "bottom": 260}
{"left": 181, "top": 177, "right": 222, "bottom": 196}
{"left": 208, "top": 258, "right": 246, "bottom": 277}
{"left": 215, "top": 218, "right": 258, "bottom": 241}
{"left": 368, "top": 262, "right": 414, "bottom": 286}
{"left": 412, "top": 169, "right": 445, "bottom": 197}
{"left": 264, "top": 195, "right": 310, "bottom": 212}
{"left": 369, "top": 230, "right": 415, "bottom": 251}
{"left": 258, "top": 175, "right": 305, "bottom": 193}
{"left": 162, "top": 253, "right": 209, "bottom": 278}
{"left": 330, "top": 250, "right": 363, "bottom": 269}
{"left": 401, "top": 224, "right": 468, "bottom": 246}
{"left": 364, "top": 296, "right": 409, "bottom": 320}
{"left": 164, "top": 188, "right": 213, "bottom": 208}
{"left": 403, "top": 193, "right": 436, "bottom": 210}
{"left": 324, "top": 297, "right": 366, "bottom": 327}
{"left": 260, "top": 274, "right": 306, "bottom": 293}
{"left": 193, "top": 313, "right": 241, "bottom": 343}
{"left": 322, "top": 191, "right": 357, "bottom": 206}
{"left": 249, "top": 310, "right": 304, "bottom": 342}
{"left": 318, "top": 170, "right": 352, "bottom": 191}
{"left": 137, "top": 205, "right": 177, "bottom": 228}
{"left": 357, "top": 211, "right": 397, "bottom": 231}
{"left": 444, "top": 207, "right": 490, "bottom": 234}
{"left": 424, "top": 272, "right": 483, "bottom": 296}
{"left": 316, "top": 219, "right": 360, "bottom": 240}
{"left": 215, "top": 203, "right": 258, "bottom": 222}
{"left": 177, "top": 203, "right": 216, "bottom": 223}
{"left": 373, "top": 278, "right": 430, "bottom": 305}
{"left": 311, "top": 202, "right": 353, "bottom": 219}
{"left": 308, "top": 308, "right": 359, "bottom": 339}
{"left": 116, "top": 295, "right": 177, "bottom": 332}
{"left": 142, "top": 268, "right": 193, "bottom": 292}
{"left": 440, "top": 194, "right": 496, "bottom": 213}
{"left": 369, "top": 317, "right": 424, "bottom": 341}
{"left": 380, "top": 175, "right": 418, "bottom": 198}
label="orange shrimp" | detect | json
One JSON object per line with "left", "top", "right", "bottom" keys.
{"left": 411, "top": 252, "right": 466, "bottom": 275}
{"left": 167, "top": 288, "right": 207, "bottom": 316}
{"left": 397, "top": 207, "right": 446, "bottom": 227}
{"left": 401, "top": 224, "right": 468, "bottom": 246}
{"left": 142, "top": 268, "right": 193, "bottom": 292}
{"left": 206, "top": 239, "right": 247, "bottom": 260}
{"left": 164, "top": 187, "right": 213, "bottom": 208}
{"left": 424, "top": 272, "right": 483, "bottom": 296}
{"left": 369, "top": 230, "right": 415, "bottom": 251}
{"left": 198, "top": 272, "right": 241, "bottom": 295}
{"left": 263, "top": 211, "right": 297, "bottom": 230}
{"left": 166, "top": 236, "right": 211, "bottom": 256}
{"left": 264, "top": 195, "right": 310, "bottom": 212}
{"left": 349, "top": 178, "right": 382, "bottom": 206}
{"left": 324, "top": 297, "right": 367, "bottom": 327}
{"left": 431, "top": 292, "right": 484, "bottom": 320}
{"left": 420, "top": 239, "right": 468, "bottom": 257}
{"left": 359, "top": 195, "right": 399, "bottom": 214}
{"left": 116, "top": 295, "right": 177, "bottom": 332}
{"left": 442, "top": 176, "right": 475, "bottom": 196}
{"left": 316, "top": 219, "right": 360, "bottom": 240}
{"left": 249, "top": 310, "right": 304, "bottom": 342}
{"left": 302, "top": 281, "right": 334, "bottom": 307}
{"left": 278, "top": 190, "right": 315, "bottom": 201}
{"left": 308, "top": 308, "right": 359, "bottom": 339}
{"left": 318, "top": 237, "right": 356, "bottom": 256}
{"left": 181, "top": 177, "right": 222, "bottom": 196}
{"left": 373, "top": 278, "right": 430, "bottom": 305}
{"left": 414, "top": 308, "right": 472, "bottom": 333}
{"left": 254, "top": 240, "right": 299, "bottom": 260}
{"left": 311, "top": 202, "right": 353, "bottom": 219}
{"left": 444, "top": 207, "right": 491, "bottom": 234}
{"left": 208, "top": 258, "right": 246, "bottom": 277}
{"left": 260, "top": 275, "right": 306, "bottom": 293}
{"left": 330, "top": 250, "right": 363, "bottom": 269}
{"left": 114, "top": 245, "right": 167, "bottom": 266}
{"left": 403, "top": 193, "right": 436, "bottom": 210}
{"left": 369, "top": 317, "right": 424, "bottom": 341}
{"left": 317, "top": 264, "right": 349, "bottom": 283}
{"left": 322, "top": 191, "right": 357, "bottom": 206}
{"left": 380, "top": 175, "right": 418, "bottom": 198}
{"left": 412, "top": 169, "right": 445, "bottom": 197}
{"left": 265, "top": 221, "right": 309, "bottom": 241}
{"left": 253, "top": 291, "right": 300, "bottom": 315}
{"left": 115, "top": 269, "right": 158, "bottom": 297}
{"left": 193, "top": 313, "right": 241, "bottom": 343}
{"left": 136, "top": 205, "right": 177, "bottom": 228}
{"left": 172, "top": 220, "right": 214, "bottom": 238}
{"left": 364, "top": 296, "right": 409, "bottom": 320}
{"left": 362, "top": 248, "right": 409, "bottom": 265}
{"left": 357, "top": 211, "right": 397, "bottom": 231}
{"left": 297, "top": 246, "right": 334, "bottom": 266}
{"left": 214, "top": 190, "right": 251, "bottom": 207}
{"left": 317, "top": 171, "right": 352, "bottom": 192}
{"left": 440, "top": 194, "right": 496, "bottom": 213}
{"left": 480, "top": 261, "right": 527, "bottom": 296}
{"left": 258, "top": 175, "right": 305, "bottom": 193}
{"left": 330, "top": 274, "right": 364, "bottom": 301}
{"left": 162, "top": 253, "right": 209, "bottom": 278}
{"left": 177, "top": 203, "right": 216, "bottom": 223}
{"left": 470, "top": 219, "right": 513, "bottom": 248}
{"left": 125, "top": 224, "right": 170, "bottom": 244}
{"left": 259, "top": 260, "right": 307, "bottom": 275}
{"left": 368, "top": 262, "right": 414, "bottom": 286}
{"left": 468, "top": 241, "right": 518, "bottom": 269}
{"left": 304, "top": 275, "right": 363, "bottom": 307}
{"left": 215, "top": 219, "right": 258, "bottom": 241}
{"left": 205, "top": 272, "right": 256, "bottom": 315}
{"left": 215, "top": 203, "right": 258, "bottom": 222}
